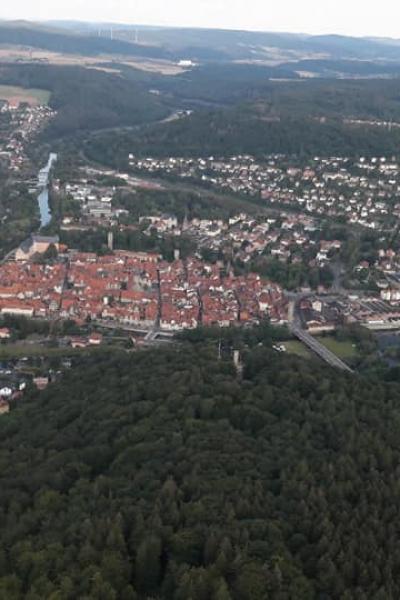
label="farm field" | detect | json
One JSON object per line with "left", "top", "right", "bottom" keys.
{"left": 0, "top": 84, "right": 50, "bottom": 106}
{"left": 0, "top": 47, "right": 183, "bottom": 75}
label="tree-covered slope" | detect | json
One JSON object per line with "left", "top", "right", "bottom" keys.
{"left": 86, "top": 78, "right": 400, "bottom": 163}
{"left": 0, "top": 64, "right": 169, "bottom": 138}
{"left": 157, "top": 70, "right": 400, "bottom": 109}
{"left": 0, "top": 344, "right": 400, "bottom": 598}
{"left": 86, "top": 109, "right": 400, "bottom": 165}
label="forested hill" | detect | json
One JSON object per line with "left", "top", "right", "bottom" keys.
{"left": 85, "top": 78, "right": 400, "bottom": 163}
{"left": 5, "top": 59, "right": 400, "bottom": 148}
{"left": 0, "top": 64, "right": 169, "bottom": 138}
{"left": 86, "top": 108, "right": 400, "bottom": 165}
{"left": 40, "top": 23, "right": 400, "bottom": 63}
{"left": 0, "top": 23, "right": 170, "bottom": 59}
{"left": 1, "top": 343, "right": 400, "bottom": 598}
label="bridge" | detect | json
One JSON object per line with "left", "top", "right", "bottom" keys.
{"left": 94, "top": 320, "right": 174, "bottom": 345}
{"left": 291, "top": 325, "right": 354, "bottom": 374}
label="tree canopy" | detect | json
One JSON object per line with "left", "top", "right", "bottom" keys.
{"left": 0, "top": 342, "right": 399, "bottom": 598}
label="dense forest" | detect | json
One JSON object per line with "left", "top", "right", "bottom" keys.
{"left": 0, "top": 64, "right": 169, "bottom": 138}
{"left": 1, "top": 340, "right": 400, "bottom": 598}
{"left": 157, "top": 72, "right": 400, "bottom": 113}
{"left": 82, "top": 77, "right": 400, "bottom": 163}
{"left": 4, "top": 60, "right": 400, "bottom": 157}
{"left": 86, "top": 109, "right": 400, "bottom": 165}
{"left": 56, "top": 227, "right": 196, "bottom": 262}
{"left": 112, "top": 188, "right": 261, "bottom": 221}
{"left": 0, "top": 170, "right": 39, "bottom": 257}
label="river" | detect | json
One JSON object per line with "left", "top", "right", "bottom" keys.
{"left": 37, "top": 153, "right": 57, "bottom": 228}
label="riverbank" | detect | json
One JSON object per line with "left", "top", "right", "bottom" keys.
{"left": 37, "top": 152, "right": 57, "bottom": 228}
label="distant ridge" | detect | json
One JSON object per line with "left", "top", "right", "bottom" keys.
{"left": 0, "top": 21, "right": 171, "bottom": 60}
{"left": 1, "top": 20, "right": 400, "bottom": 65}
{"left": 40, "top": 21, "right": 400, "bottom": 63}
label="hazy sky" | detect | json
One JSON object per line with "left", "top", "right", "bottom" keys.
{"left": 2, "top": 0, "right": 400, "bottom": 38}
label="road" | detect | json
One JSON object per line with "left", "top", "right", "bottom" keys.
{"left": 291, "top": 324, "right": 354, "bottom": 373}
{"left": 288, "top": 290, "right": 354, "bottom": 374}
{"left": 83, "top": 110, "right": 190, "bottom": 140}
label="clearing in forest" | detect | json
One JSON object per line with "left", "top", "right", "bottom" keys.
{"left": 0, "top": 85, "right": 50, "bottom": 107}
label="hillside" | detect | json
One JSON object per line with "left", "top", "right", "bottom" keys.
{"left": 0, "top": 63, "right": 169, "bottom": 138}
{"left": 46, "top": 22, "right": 400, "bottom": 63}
{"left": 4, "top": 21, "right": 400, "bottom": 68}
{"left": 5, "top": 59, "right": 400, "bottom": 148}
{"left": 83, "top": 77, "right": 400, "bottom": 164}
{"left": 0, "top": 22, "right": 170, "bottom": 60}
{"left": 85, "top": 108, "right": 400, "bottom": 166}
{"left": 0, "top": 342, "right": 400, "bottom": 598}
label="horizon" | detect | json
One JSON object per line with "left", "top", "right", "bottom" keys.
{"left": 1, "top": 17, "right": 400, "bottom": 43}
{"left": 2, "top": 0, "right": 400, "bottom": 39}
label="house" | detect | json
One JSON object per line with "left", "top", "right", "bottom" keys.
{"left": 381, "top": 289, "right": 400, "bottom": 303}
{"left": 86, "top": 200, "right": 112, "bottom": 219}
{"left": 70, "top": 337, "right": 88, "bottom": 349}
{"left": 88, "top": 333, "right": 103, "bottom": 346}
{"left": 312, "top": 300, "right": 323, "bottom": 313}
{"left": 0, "top": 302, "right": 34, "bottom": 318}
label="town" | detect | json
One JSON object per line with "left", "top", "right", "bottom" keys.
{"left": 0, "top": 239, "right": 288, "bottom": 330}
{"left": 128, "top": 153, "right": 400, "bottom": 230}
{"left": 0, "top": 101, "right": 56, "bottom": 174}
{"left": 4, "top": 97, "right": 400, "bottom": 408}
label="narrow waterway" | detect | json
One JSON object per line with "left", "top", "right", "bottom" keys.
{"left": 37, "top": 152, "right": 57, "bottom": 228}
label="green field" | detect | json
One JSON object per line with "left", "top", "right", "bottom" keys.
{"left": 317, "top": 337, "right": 359, "bottom": 360}
{"left": 280, "top": 340, "right": 312, "bottom": 358}
{"left": 280, "top": 337, "right": 359, "bottom": 362}
{"left": 0, "top": 85, "right": 50, "bottom": 106}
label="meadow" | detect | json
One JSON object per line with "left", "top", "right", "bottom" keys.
{"left": 0, "top": 84, "right": 50, "bottom": 106}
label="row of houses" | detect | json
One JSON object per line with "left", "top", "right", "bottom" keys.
{"left": 128, "top": 153, "right": 400, "bottom": 231}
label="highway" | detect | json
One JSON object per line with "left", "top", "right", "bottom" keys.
{"left": 291, "top": 324, "right": 354, "bottom": 374}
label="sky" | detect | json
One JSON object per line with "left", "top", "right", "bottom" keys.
{"left": 2, "top": 0, "right": 400, "bottom": 39}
